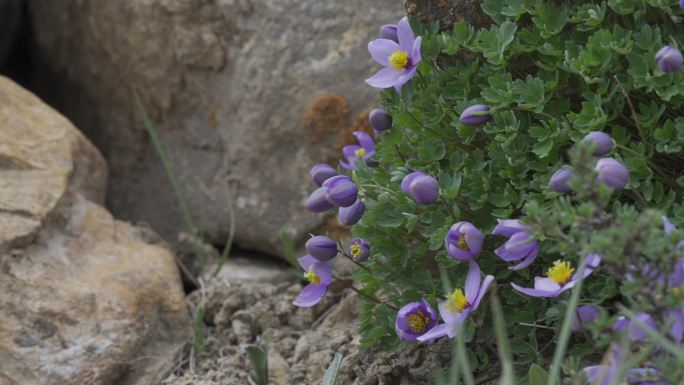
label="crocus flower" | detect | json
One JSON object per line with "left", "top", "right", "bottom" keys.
{"left": 310, "top": 164, "right": 337, "bottom": 187}
{"left": 305, "top": 187, "right": 335, "bottom": 212}
{"left": 323, "top": 175, "right": 358, "bottom": 207}
{"left": 493, "top": 219, "right": 539, "bottom": 270}
{"left": 582, "top": 131, "right": 614, "bottom": 156}
{"left": 596, "top": 158, "right": 629, "bottom": 190}
{"left": 511, "top": 254, "right": 602, "bottom": 298}
{"left": 459, "top": 104, "right": 491, "bottom": 126}
{"left": 445, "top": 221, "right": 484, "bottom": 261}
{"left": 395, "top": 299, "right": 438, "bottom": 342}
{"left": 369, "top": 108, "right": 393, "bottom": 132}
{"left": 401, "top": 171, "right": 439, "bottom": 205}
{"left": 349, "top": 238, "right": 370, "bottom": 262}
{"left": 655, "top": 45, "right": 683, "bottom": 73}
{"left": 418, "top": 261, "right": 494, "bottom": 341}
{"left": 379, "top": 24, "right": 398, "bottom": 43}
{"left": 340, "top": 131, "right": 375, "bottom": 170}
{"left": 305, "top": 235, "right": 338, "bottom": 261}
{"left": 293, "top": 255, "right": 332, "bottom": 307}
{"left": 366, "top": 17, "right": 422, "bottom": 90}
{"left": 549, "top": 167, "right": 573, "bottom": 193}
{"left": 572, "top": 305, "right": 600, "bottom": 331}
{"left": 338, "top": 199, "right": 365, "bottom": 226}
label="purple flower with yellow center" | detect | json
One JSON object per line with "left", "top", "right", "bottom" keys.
{"left": 305, "top": 187, "right": 335, "bottom": 213}
{"left": 459, "top": 104, "right": 491, "bottom": 126}
{"left": 395, "top": 299, "right": 438, "bottom": 342}
{"left": 572, "top": 305, "right": 600, "bottom": 331}
{"left": 445, "top": 221, "right": 483, "bottom": 261}
{"left": 293, "top": 255, "right": 332, "bottom": 308}
{"left": 401, "top": 171, "right": 439, "bottom": 205}
{"left": 349, "top": 238, "right": 370, "bottom": 262}
{"left": 511, "top": 254, "right": 602, "bottom": 298}
{"left": 366, "top": 17, "right": 422, "bottom": 90}
{"left": 339, "top": 131, "right": 375, "bottom": 170}
{"left": 418, "top": 262, "right": 494, "bottom": 341}
{"left": 493, "top": 219, "right": 539, "bottom": 270}
{"left": 310, "top": 163, "right": 337, "bottom": 187}
{"left": 338, "top": 198, "right": 365, "bottom": 226}
{"left": 655, "top": 45, "right": 683, "bottom": 73}
{"left": 322, "top": 175, "right": 358, "bottom": 207}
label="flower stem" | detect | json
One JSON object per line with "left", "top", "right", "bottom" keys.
{"left": 341, "top": 251, "right": 372, "bottom": 273}
{"left": 347, "top": 285, "right": 398, "bottom": 311}
{"left": 613, "top": 75, "right": 646, "bottom": 142}
{"left": 440, "top": 195, "right": 458, "bottom": 221}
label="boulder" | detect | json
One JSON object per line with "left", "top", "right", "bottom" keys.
{"left": 28, "top": 0, "right": 405, "bottom": 255}
{"left": 0, "top": 76, "right": 190, "bottom": 385}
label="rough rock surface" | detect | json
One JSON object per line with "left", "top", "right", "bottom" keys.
{"left": 0, "top": 76, "right": 190, "bottom": 385}
{"left": 404, "top": 0, "right": 490, "bottom": 31}
{"left": 28, "top": 0, "right": 405, "bottom": 255}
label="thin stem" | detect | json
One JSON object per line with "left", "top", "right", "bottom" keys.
{"left": 519, "top": 322, "right": 556, "bottom": 331}
{"left": 417, "top": 70, "right": 428, "bottom": 87}
{"left": 348, "top": 285, "right": 398, "bottom": 311}
{"left": 406, "top": 110, "right": 440, "bottom": 136}
{"left": 440, "top": 195, "right": 458, "bottom": 221}
{"left": 613, "top": 75, "right": 646, "bottom": 142}
{"left": 361, "top": 184, "right": 401, "bottom": 197}
{"left": 341, "top": 251, "right": 372, "bottom": 273}
{"left": 512, "top": 106, "right": 555, "bottom": 120}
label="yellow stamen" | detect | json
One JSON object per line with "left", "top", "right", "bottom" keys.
{"left": 674, "top": 287, "right": 681, "bottom": 296}
{"left": 457, "top": 235, "right": 470, "bottom": 251}
{"left": 350, "top": 242, "right": 362, "bottom": 258}
{"left": 304, "top": 271, "right": 321, "bottom": 285}
{"left": 355, "top": 148, "right": 367, "bottom": 157}
{"left": 407, "top": 310, "right": 429, "bottom": 333}
{"left": 388, "top": 50, "right": 409, "bottom": 72}
{"left": 444, "top": 288, "right": 469, "bottom": 313}
{"left": 547, "top": 260, "right": 574, "bottom": 285}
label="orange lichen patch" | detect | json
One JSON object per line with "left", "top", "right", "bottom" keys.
{"left": 301, "top": 93, "right": 351, "bottom": 144}
{"left": 207, "top": 106, "right": 219, "bottom": 129}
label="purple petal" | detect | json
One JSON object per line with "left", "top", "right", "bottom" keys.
{"left": 437, "top": 301, "right": 459, "bottom": 325}
{"left": 508, "top": 246, "right": 538, "bottom": 271}
{"left": 401, "top": 171, "right": 426, "bottom": 193}
{"left": 511, "top": 282, "right": 560, "bottom": 298}
{"left": 353, "top": 131, "right": 375, "bottom": 152}
{"left": 417, "top": 323, "right": 451, "bottom": 342}
{"left": 492, "top": 219, "right": 530, "bottom": 237}
{"left": 464, "top": 261, "right": 481, "bottom": 304}
{"left": 342, "top": 144, "right": 362, "bottom": 158}
{"left": 394, "top": 66, "right": 417, "bottom": 88}
{"left": 573, "top": 254, "right": 602, "bottom": 280}
{"left": 411, "top": 36, "right": 422, "bottom": 65}
{"left": 311, "top": 261, "right": 333, "bottom": 285}
{"left": 471, "top": 275, "right": 494, "bottom": 310}
{"left": 293, "top": 284, "right": 327, "bottom": 307}
{"left": 339, "top": 158, "right": 353, "bottom": 170}
{"left": 366, "top": 67, "right": 401, "bottom": 89}
{"left": 535, "top": 277, "right": 562, "bottom": 292}
{"left": 298, "top": 254, "right": 318, "bottom": 270}
{"left": 368, "top": 38, "right": 400, "bottom": 67}
{"left": 584, "top": 365, "right": 616, "bottom": 385}
{"left": 397, "top": 16, "right": 415, "bottom": 53}
{"left": 663, "top": 215, "right": 676, "bottom": 235}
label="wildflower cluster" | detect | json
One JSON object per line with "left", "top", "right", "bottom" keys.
{"left": 296, "top": 2, "right": 684, "bottom": 383}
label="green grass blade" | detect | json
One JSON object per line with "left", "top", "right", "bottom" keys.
{"left": 490, "top": 284, "right": 514, "bottom": 385}
{"left": 454, "top": 322, "right": 475, "bottom": 385}
{"left": 321, "top": 352, "right": 343, "bottom": 385}
{"left": 618, "top": 305, "right": 684, "bottom": 361}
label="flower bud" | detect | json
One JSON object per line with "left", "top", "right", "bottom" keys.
{"left": 305, "top": 187, "right": 334, "bottom": 212}
{"left": 445, "top": 221, "right": 483, "bottom": 261}
{"left": 305, "top": 235, "right": 338, "bottom": 261}
{"left": 459, "top": 104, "right": 491, "bottom": 126}
{"left": 349, "top": 238, "right": 370, "bottom": 262}
{"left": 681, "top": 0, "right": 684, "bottom": 11}
{"left": 379, "top": 24, "right": 398, "bottom": 43}
{"left": 322, "top": 175, "right": 358, "bottom": 207}
{"left": 338, "top": 199, "right": 365, "bottom": 226}
{"left": 582, "top": 131, "right": 613, "bottom": 156}
{"left": 572, "top": 305, "right": 600, "bottom": 331}
{"left": 369, "top": 108, "right": 393, "bottom": 132}
{"left": 655, "top": 45, "right": 683, "bottom": 73}
{"left": 596, "top": 158, "right": 629, "bottom": 190}
{"left": 549, "top": 167, "right": 573, "bottom": 193}
{"left": 309, "top": 163, "right": 337, "bottom": 187}
{"left": 401, "top": 172, "right": 439, "bottom": 205}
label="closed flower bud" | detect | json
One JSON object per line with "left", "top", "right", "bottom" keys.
{"left": 309, "top": 163, "right": 337, "bottom": 187}
{"left": 349, "top": 238, "right": 370, "bottom": 262}
{"left": 681, "top": 0, "right": 684, "bottom": 10}
{"left": 369, "top": 108, "right": 393, "bottom": 132}
{"left": 338, "top": 199, "right": 365, "bottom": 226}
{"left": 379, "top": 24, "right": 398, "bottom": 43}
{"left": 549, "top": 167, "right": 573, "bottom": 193}
{"left": 323, "top": 175, "right": 358, "bottom": 207}
{"left": 305, "top": 187, "right": 334, "bottom": 212}
{"left": 572, "top": 305, "right": 600, "bottom": 331}
{"left": 401, "top": 172, "right": 439, "bottom": 205}
{"left": 596, "top": 158, "right": 629, "bottom": 190}
{"left": 655, "top": 45, "right": 683, "bottom": 73}
{"left": 459, "top": 104, "right": 491, "bottom": 126}
{"left": 305, "top": 235, "right": 338, "bottom": 261}
{"left": 582, "top": 131, "right": 613, "bottom": 156}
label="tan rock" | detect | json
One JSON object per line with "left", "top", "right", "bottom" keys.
{"left": 0, "top": 76, "right": 191, "bottom": 385}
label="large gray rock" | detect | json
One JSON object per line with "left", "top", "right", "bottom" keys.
{"left": 0, "top": 76, "right": 190, "bottom": 385}
{"left": 29, "top": 0, "right": 405, "bottom": 255}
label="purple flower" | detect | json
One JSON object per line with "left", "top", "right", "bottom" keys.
{"left": 584, "top": 345, "right": 666, "bottom": 385}
{"left": 366, "top": 17, "right": 422, "bottom": 90}
{"left": 310, "top": 164, "right": 338, "bottom": 187}
{"left": 418, "top": 262, "right": 494, "bottom": 341}
{"left": 511, "top": 254, "right": 602, "bottom": 298}
{"left": 349, "top": 238, "right": 370, "bottom": 262}
{"left": 596, "top": 158, "right": 629, "bottom": 190}
{"left": 612, "top": 312, "right": 657, "bottom": 342}
{"left": 459, "top": 104, "right": 491, "bottom": 126}
{"left": 305, "top": 235, "right": 338, "bottom": 261}
{"left": 305, "top": 187, "right": 335, "bottom": 212}
{"left": 572, "top": 305, "right": 600, "bottom": 331}
{"left": 395, "top": 299, "right": 438, "bottom": 342}
{"left": 582, "top": 131, "right": 614, "bottom": 156}
{"left": 668, "top": 309, "right": 684, "bottom": 342}
{"left": 401, "top": 171, "right": 439, "bottom": 205}
{"left": 369, "top": 108, "right": 393, "bottom": 132}
{"left": 493, "top": 219, "right": 539, "bottom": 270}
{"left": 655, "top": 45, "right": 683, "bottom": 73}
{"left": 445, "top": 221, "right": 484, "bottom": 261}
{"left": 323, "top": 175, "right": 358, "bottom": 207}
{"left": 663, "top": 215, "right": 677, "bottom": 235}
{"left": 338, "top": 199, "right": 365, "bottom": 226}
{"left": 293, "top": 255, "right": 332, "bottom": 307}
{"left": 549, "top": 167, "right": 573, "bottom": 193}
{"left": 379, "top": 24, "right": 398, "bottom": 43}
{"left": 681, "top": 0, "right": 684, "bottom": 11}
{"left": 339, "top": 131, "right": 375, "bottom": 170}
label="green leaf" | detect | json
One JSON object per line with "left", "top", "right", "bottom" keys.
{"left": 528, "top": 363, "right": 550, "bottom": 385}
{"left": 321, "top": 352, "right": 343, "bottom": 385}
{"left": 246, "top": 344, "right": 268, "bottom": 385}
